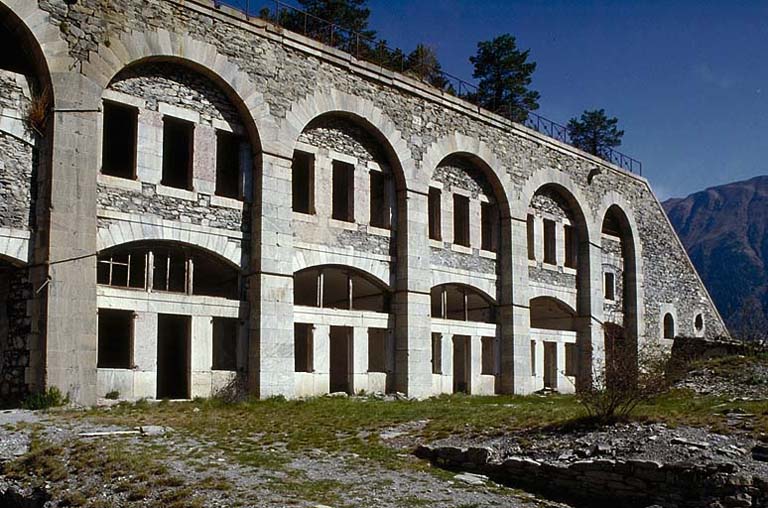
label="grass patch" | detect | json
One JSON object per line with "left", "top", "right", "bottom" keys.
{"left": 22, "top": 386, "right": 68, "bottom": 410}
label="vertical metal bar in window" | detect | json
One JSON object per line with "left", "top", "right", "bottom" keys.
{"left": 187, "top": 256, "right": 194, "bottom": 296}
{"left": 440, "top": 288, "right": 447, "bottom": 319}
{"left": 317, "top": 270, "right": 324, "bottom": 308}
{"left": 347, "top": 273, "right": 353, "bottom": 310}
{"left": 147, "top": 251, "right": 154, "bottom": 292}
{"left": 108, "top": 255, "right": 113, "bottom": 286}
{"left": 463, "top": 290, "right": 468, "bottom": 322}
{"left": 165, "top": 251, "right": 170, "bottom": 291}
{"left": 126, "top": 253, "right": 131, "bottom": 287}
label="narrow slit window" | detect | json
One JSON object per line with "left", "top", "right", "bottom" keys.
{"left": 428, "top": 187, "right": 442, "bottom": 240}
{"left": 543, "top": 219, "right": 557, "bottom": 265}
{"left": 369, "top": 170, "right": 390, "bottom": 229}
{"left": 527, "top": 214, "right": 535, "bottom": 260}
{"left": 212, "top": 317, "right": 238, "bottom": 371}
{"left": 102, "top": 101, "right": 138, "bottom": 179}
{"left": 97, "top": 309, "right": 133, "bottom": 369}
{"left": 294, "top": 323, "right": 313, "bottom": 372}
{"left": 332, "top": 161, "right": 355, "bottom": 222}
{"left": 481, "top": 202, "right": 498, "bottom": 252}
{"left": 162, "top": 116, "right": 194, "bottom": 190}
{"left": 453, "top": 194, "right": 470, "bottom": 247}
{"left": 292, "top": 151, "right": 315, "bottom": 214}
{"left": 530, "top": 340, "right": 536, "bottom": 375}
{"left": 215, "top": 130, "right": 241, "bottom": 199}
{"left": 564, "top": 224, "right": 577, "bottom": 269}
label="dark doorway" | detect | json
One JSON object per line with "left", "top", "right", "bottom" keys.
{"left": 544, "top": 341, "right": 557, "bottom": 389}
{"left": 157, "top": 314, "right": 190, "bottom": 399}
{"left": 452, "top": 335, "right": 470, "bottom": 393}
{"left": 329, "top": 326, "right": 351, "bottom": 393}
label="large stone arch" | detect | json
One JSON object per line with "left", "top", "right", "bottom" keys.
{"left": 0, "top": 230, "right": 29, "bottom": 266}
{"left": 84, "top": 28, "right": 272, "bottom": 150}
{"left": 421, "top": 132, "right": 513, "bottom": 217}
{"left": 292, "top": 250, "right": 391, "bottom": 289}
{"left": 97, "top": 222, "right": 242, "bottom": 267}
{"left": 276, "top": 89, "right": 414, "bottom": 191}
{"left": 516, "top": 167, "right": 596, "bottom": 240}
{"left": 431, "top": 270, "right": 496, "bottom": 300}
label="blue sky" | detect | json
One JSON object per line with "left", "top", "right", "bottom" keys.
{"left": 230, "top": 1, "right": 768, "bottom": 200}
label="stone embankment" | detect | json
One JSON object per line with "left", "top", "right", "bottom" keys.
{"left": 415, "top": 422, "right": 768, "bottom": 508}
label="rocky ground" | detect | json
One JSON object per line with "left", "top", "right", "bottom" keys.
{"left": 0, "top": 406, "right": 573, "bottom": 508}
{"left": 674, "top": 354, "right": 768, "bottom": 400}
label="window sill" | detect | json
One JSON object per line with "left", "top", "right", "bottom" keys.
{"left": 98, "top": 173, "right": 142, "bottom": 192}
{"left": 429, "top": 239, "right": 444, "bottom": 248}
{"left": 210, "top": 194, "right": 244, "bottom": 210}
{"left": 563, "top": 266, "right": 577, "bottom": 275}
{"left": 366, "top": 224, "right": 395, "bottom": 238}
{"left": 479, "top": 249, "right": 497, "bottom": 260}
{"left": 293, "top": 211, "right": 319, "bottom": 224}
{"left": 156, "top": 184, "right": 197, "bottom": 201}
{"left": 450, "top": 244, "right": 472, "bottom": 255}
{"left": 329, "top": 218, "right": 359, "bottom": 231}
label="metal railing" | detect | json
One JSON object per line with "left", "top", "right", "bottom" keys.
{"left": 214, "top": 0, "right": 643, "bottom": 175}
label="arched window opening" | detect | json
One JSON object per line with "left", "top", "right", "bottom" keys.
{"left": 430, "top": 284, "right": 495, "bottom": 323}
{"left": 530, "top": 297, "right": 577, "bottom": 331}
{"left": 663, "top": 313, "right": 675, "bottom": 339}
{"left": 528, "top": 187, "right": 581, "bottom": 269}
{"left": 293, "top": 267, "right": 391, "bottom": 313}
{"left": 694, "top": 313, "right": 704, "bottom": 333}
{"left": 97, "top": 243, "right": 239, "bottom": 299}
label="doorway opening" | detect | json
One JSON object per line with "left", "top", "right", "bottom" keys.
{"left": 157, "top": 314, "right": 190, "bottom": 399}
{"left": 452, "top": 335, "right": 470, "bottom": 393}
{"left": 329, "top": 326, "right": 352, "bottom": 393}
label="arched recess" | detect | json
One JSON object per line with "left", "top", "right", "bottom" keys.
{"left": 0, "top": 0, "right": 63, "bottom": 86}
{"left": 292, "top": 250, "right": 390, "bottom": 289}
{"left": 530, "top": 296, "right": 578, "bottom": 331}
{"left": 430, "top": 283, "right": 497, "bottom": 324}
{"left": 96, "top": 240, "right": 241, "bottom": 300}
{"left": 85, "top": 28, "right": 270, "bottom": 154}
{"left": 294, "top": 265, "right": 392, "bottom": 313}
{"left": 97, "top": 222, "right": 242, "bottom": 268}
{"left": 278, "top": 89, "right": 414, "bottom": 191}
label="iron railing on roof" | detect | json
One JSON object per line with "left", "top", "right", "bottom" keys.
{"left": 214, "top": 0, "right": 643, "bottom": 176}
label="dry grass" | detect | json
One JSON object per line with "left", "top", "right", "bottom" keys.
{"left": 25, "top": 87, "right": 51, "bottom": 135}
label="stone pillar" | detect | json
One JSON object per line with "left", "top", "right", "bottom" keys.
{"left": 394, "top": 188, "right": 432, "bottom": 398}
{"left": 190, "top": 315, "right": 213, "bottom": 398}
{"left": 351, "top": 326, "right": 368, "bottom": 394}
{"left": 469, "top": 334, "right": 482, "bottom": 395}
{"left": 469, "top": 199, "right": 481, "bottom": 248}
{"left": 249, "top": 151, "right": 295, "bottom": 398}
{"left": 132, "top": 311, "right": 158, "bottom": 399}
{"left": 313, "top": 324, "right": 330, "bottom": 395}
{"left": 136, "top": 110, "right": 163, "bottom": 184}
{"left": 578, "top": 233, "right": 605, "bottom": 391}
{"left": 501, "top": 215, "right": 533, "bottom": 394}
{"left": 192, "top": 124, "right": 216, "bottom": 194}
{"left": 43, "top": 74, "right": 101, "bottom": 405}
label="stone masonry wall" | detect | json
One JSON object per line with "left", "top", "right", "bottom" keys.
{"left": 295, "top": 116, "right": 396, "bottom": 257}
{"left": 602, "top": 235, "right": 625, "bottom": 324}
{"left": 99, "top": 62, "right": 249, "bottom": 233}
{"left": 32, "top": 0, "right": 728, "bottom": 344}
{"left": 0, "top": 71, "right": 34, "bottom": 232}
{"left": 0, "top": 268, "right": 33, "bottom": 404}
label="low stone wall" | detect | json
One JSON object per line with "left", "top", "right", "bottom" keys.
{"left": 668, "top": 336, "right": 763, "bottom": 378}
{"left": 415, "top": 444, "right": 768, "bottom": 508}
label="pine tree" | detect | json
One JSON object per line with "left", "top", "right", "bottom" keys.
{"left": 567, "top": 109, "right": 624, "bottom": 159}
{"left": 469, "top": 34, "right": 540, "bottom": 122}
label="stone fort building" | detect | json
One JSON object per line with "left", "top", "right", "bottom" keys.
{"left": 0, "top": 0, "right": 726, "bottom": 405}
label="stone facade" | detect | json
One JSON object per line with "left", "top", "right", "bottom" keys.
{"left": 0, "top": 0, "right": 727, "bottom": 405}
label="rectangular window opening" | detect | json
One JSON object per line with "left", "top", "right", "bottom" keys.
{"left": 368, "top": 329, "right": 387, "bottom": 373}
{"left": 162, "top": 116, "right": 194, "bottom": 190}
{"left": 543, "top": 219, "right": 557, "bottom": 265}
{"left": 527, "top": 214, "right": 535, "bottom": 260}
{"left": 102, "top": 101, "right": 138, "bottom": 179}
{"left": 153, "top": 251, "right": 188, "bottom": 293}
{"left": 431, "top": 333, "right": 442, "bottom": 374}
{"left": 332, "top": 161, "right": 355, "bottom": 222}
{"left": 453, "top": 194, "right": 470, "bottom": 247}
{"left": 530, "top": 340, "right": 536, "bottom": 376}
{"left": 215, "top": 130, "right": 242, "bottom": 199}
{"left": 481, "top": 336, "right": 495, "bottom": 375}
{"left": 97, "top": 308, "right": 133, "bottom": 369}
{"left": 564, "top": 224, "right": 578, "bottom": 269}
{"left": 428, "top": 187, "right": 442, "bottom": 241}
{"left": 97, "top": 251, "right": 147, "bottom": 290}
{"left": 481, "top": 202, "right": 498, "bottom": 252}
{"left": 292, "top": 151, "right": 315, "bottom": 214}
{"left": 212, "top": 317, "right": 238, "bottom": 371}
{"left": 294, "top": 323, "right": 313, "bottom": 373}
{"left": 369, "top": 170, "right": 391, "bottom": 229}
{"left": 565, "top": 343, "right": 577, "bottom": 377}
